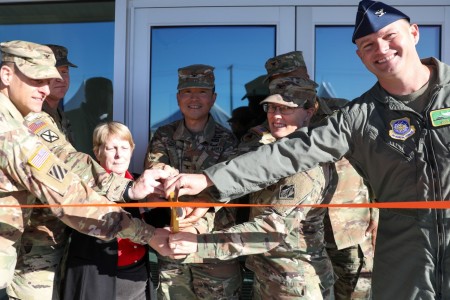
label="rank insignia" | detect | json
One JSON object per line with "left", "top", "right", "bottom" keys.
{"left": 389, "top": 117, "right": 415, "bottom": 141}
{"left": 40, "top": 130, "right": 59, "bottom": 143}
{"left": 279, "top": 184, "right": 295, "bottom": 199}
{"left": 430, "top": 108, "right": 450, "bottom": 127}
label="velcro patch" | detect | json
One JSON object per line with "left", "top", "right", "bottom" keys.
{"left": 40, "top": 129, "right": 60, "bottom": 143}
{"left": 430, "top": 108, "right": 450, "bottom": 127}
{"left": 28, "top": 146, "right": 51, "bottom": 170}
{"left": 47, "top": 164, "right": 68, "bottom": 182}
{"left": 279, "top": 184, "right": 295, "bottom": 199}
{"left": 28, "top": 120, "right": 47, "bottom": 133}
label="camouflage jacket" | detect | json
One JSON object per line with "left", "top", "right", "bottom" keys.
{"left": 228, "top": 120, "right": 377, "bottom": 254}
{"left": 18, "top": 112, "right": 134, "bottom": 250}
{"left": 237, "top": 121, "right": 275, "bottom": 153}
{"left": 145, "top": 116, "right": 237, "bottom": 263}
{"left": 42, "top": 101, "right": 75, "bottom": 144}
{"left": 195, "top": 131, "right": 337, "bottom": 289}
{"left": 325, "top": 157, "right": 378, "bottom": 253}
{"left": 0, "top": 92, "right": 155, "bottom": 254}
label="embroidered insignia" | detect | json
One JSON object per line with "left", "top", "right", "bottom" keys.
{"left": 430, "top": 108, "right": 450, "bottom": 127}
{"left": 40, "top": 130, "right": 59, "bottom": 143}
{"left": 389, "top": 117, "right": 415, "bottom": 141}
{"left": 28, "top": 146, "right": 51, "bottom": 170}
{"left": 28, "top": 120, "right": 46, "bottom": 133}
{"left": 47, "top": 164, "right": 68, "bottom": 182}
{"left": 279, "top": 184, "right": 295, "bottom": 199}
{"left": 375, "top": 8, "right": 386, "bottom": 17}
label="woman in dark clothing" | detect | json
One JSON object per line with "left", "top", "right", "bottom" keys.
{"left": 63, "top": 121, "right": 154, "bottom": 300}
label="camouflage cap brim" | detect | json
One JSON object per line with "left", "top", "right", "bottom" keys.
{"left": 3, "top": 55, "right": 62, "bottom": 80}
{"left": 260, "top": 94, "right": 300, "bottom": 108}
{"left": 1, "top": 40, "right": 62, "bottom": 80}
{"left": 177, "top": 81, "right": 214, "bottom": 90}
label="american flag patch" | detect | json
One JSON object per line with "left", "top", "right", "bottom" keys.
{"left": 28, "top": 120, "right": 47, "bottom": 133}
{"left": 28, "top": 146, "right": 51, "bottom": 170}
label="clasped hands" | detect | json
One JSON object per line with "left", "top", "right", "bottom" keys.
{"left": 142, "top": 171, "right": 213, "bottom": 258}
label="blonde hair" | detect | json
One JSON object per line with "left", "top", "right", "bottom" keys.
{"left": 92, "top": 121, "right": 135, "bottom": 154}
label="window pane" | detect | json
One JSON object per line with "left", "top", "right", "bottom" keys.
{"left": 150, "top": 26, "right": 275, "bottom": 131}
{"left": 0, "top": 9, "right": 114, "bottom": 156}
{"left": 315, "top": 25, "right": 441, "bottom": 100}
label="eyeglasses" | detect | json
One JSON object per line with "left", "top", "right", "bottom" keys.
{"left": 263, "top": 103, "right": 299, "bottom": 115}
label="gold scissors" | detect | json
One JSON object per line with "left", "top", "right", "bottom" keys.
{"left": 168, "top": 190, "right": 180, "bottom": 233}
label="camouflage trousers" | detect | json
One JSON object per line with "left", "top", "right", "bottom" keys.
{"left": 326, "top": 244, "right": 373, "bottom": 300}
{"left": 252, "top": 272, "right": 333, "bottom": 300}
{"left": 7, "top": 245, "right": 64, "bottom": 300}
{"left": 157, "top": 259, "right": 242, "bottom": 300}
{"left": 0, "top": 246, "right": 17, "bottom": 289}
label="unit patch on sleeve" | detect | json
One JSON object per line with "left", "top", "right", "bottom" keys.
{"left": 40, "top": 129, "right": 60, "bottom": 143}
{"left": 47, "top": 164, "right": 69, "bottom": 182}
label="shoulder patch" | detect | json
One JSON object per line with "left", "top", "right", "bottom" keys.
{"left": 28, "top": 120, "right": 47, "bottom": 133}
{"left": 47, "top": 164, "right": 69, "bottom": 182}
{"left": 40, "top": 129, "right": 60, "bottom": 143}
{"left": 279, "top": 184, "right": 295, "bottom": 199}
{"left": 28, "top": 146, "right": 51, "bottom": 170}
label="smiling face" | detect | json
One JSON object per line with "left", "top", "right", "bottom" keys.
{"left": 1, "top": 63, "right": 51, "bottom": 116}
{"left": 177, "top": 87, "right": 216, "bottom": 123}
{"left": 355, "top": 19, "right": 419, "bottom": 81}
{"left": 46, "top": 65, "right": 70, "bottom": 108}
{"left": 94, "top": 134, "right": 133, "bottom": 177}
{"left": 266, "top": 103, "right": 314, "bottom": 139}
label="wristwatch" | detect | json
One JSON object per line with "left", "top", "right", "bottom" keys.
{"left": 123, "top": 180, "right": 133, "bottom": 202}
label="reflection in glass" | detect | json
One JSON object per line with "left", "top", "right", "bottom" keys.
{"left": 150, "top": 26, "right": 275, "bottom": 132}
{"left": 315, "top": 25, "right": 441, "bottom": 101}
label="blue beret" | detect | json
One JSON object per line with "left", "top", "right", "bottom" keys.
{"left": 352, "top": 0, "right": 410, "bottom": 43}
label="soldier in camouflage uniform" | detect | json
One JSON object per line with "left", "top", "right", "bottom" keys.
{"left": 6, "top": 44, "right": 79, "bottom": 300}
{"left": 144, "top": 64, "right": 242, "bottom": 299}
{"left": 168, "top": 77, "right": 338, "bottom": 299}
{"left": 313, "top": 97, "right": 378, "bottom": 300}
{"left": 0, "top": 40, "right": 172, "bottom": 297}
{"left": 42, "top": 44, "right": 76, "bottom": 144}
{"left": 261, "top": 51, "right": 377, "bottom": 300}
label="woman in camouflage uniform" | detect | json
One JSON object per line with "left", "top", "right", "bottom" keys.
{"left": 168, "top": 77, "right": 338, "bottom": 299}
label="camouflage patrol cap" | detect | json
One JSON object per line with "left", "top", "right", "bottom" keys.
{"left": 177, "top": 64, "right": 215, "bottom": 90}
{"left": 45, "top": 44, "right": 78, "bottom": 68}
{"left": 261, "top": 76, "right": 317, "bottom": 108}
{"left": 241, "top": 75, "right": 269, "bottom": 100}
{"left": 0, "top": 40, "right": 61, "bottom": 80}
{"left": 265, "top": 51, "right": 308, "bottom": 81}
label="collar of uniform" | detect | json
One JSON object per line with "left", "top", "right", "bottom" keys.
{"left": 173, "top": 114, "right": 216, "bottom": 143}
{"left": 0, "top": 92, "right": 25, "bottom": 122}
{"left": 371, "top": 82, "right": 417, "bottom": 112}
